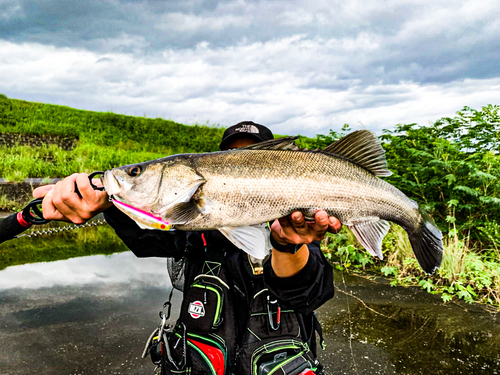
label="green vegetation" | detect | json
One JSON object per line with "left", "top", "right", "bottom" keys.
{"left": 0, "top": 94, "right": 498, "bottom": 308}
{"left": 0, "top": 95, "right": 224, "bottom": 183}
{"left": 320, "top": 105, "right": 500, "bottom": 308}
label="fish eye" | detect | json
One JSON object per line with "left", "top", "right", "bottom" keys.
{"left": 127, "top": 165, "right": 143, "bottom": 177}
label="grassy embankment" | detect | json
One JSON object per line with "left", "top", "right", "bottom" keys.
{"left": 0, "top": 94, "right": 498, "bottom": 308}
{"left": 0, "top": 94, "right": 225, "bottom": 268}
{"left": 0, "top": 94, "right": 224, "bottom": 183}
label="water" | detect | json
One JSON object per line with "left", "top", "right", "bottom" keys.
{"left": 318, "top": 273, "right": 499, "bottom": 374}
{"left": 0, "top": 252, "right": 498, "bottom": 374}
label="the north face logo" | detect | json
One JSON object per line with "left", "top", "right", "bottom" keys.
{"left": 188, "top": 301, "right": 205, "bottom": 319}
{"left": 234, "top": 125, "right": 259, "bottom": 134}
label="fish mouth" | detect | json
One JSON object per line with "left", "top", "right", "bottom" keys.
{"left": 111, "top": 195, "right": 172, "bottom": 231}
{"left": 103, "top": 170, "right": 165, "bottom": 222}
{"left": 103, "top": 170, "right": 125, "bottom": 196}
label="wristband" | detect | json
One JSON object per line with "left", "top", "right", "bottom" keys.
{"left": 270, "top": 235, "right": 303, "bottom": 254}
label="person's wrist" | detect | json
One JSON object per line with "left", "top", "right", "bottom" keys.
{"left": 270, "top": 234, "right": 303, "bottom": 254}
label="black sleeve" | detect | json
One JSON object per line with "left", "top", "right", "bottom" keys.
{"left": 103, "top": 205, "right": 187, "bottom": 260}
{"left": 263, "top": 241, "right": 334, "bottom": 314}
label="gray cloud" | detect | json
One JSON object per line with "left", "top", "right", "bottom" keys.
{"left": 0, "top": 0, "right": 499, "bottom": 136}
{"left": 2, "top": 0, "right": 499, "bottom": 85}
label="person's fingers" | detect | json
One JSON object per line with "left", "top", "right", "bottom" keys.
{"left": 51, "top": 175, "right": 87, "bottom": 223}
{"left": 272, "top": 211, "right": 342, "bottom": 247}
{"left": 312, "top": 210, "right": 329, "bottom": 230}
{"left": 91, "top": 177, "right": 104, "bottom": 188}
{"left": 290, "top": 211, "right": 309, "bottom": 235}
{"left": 271, "top": 217, "right": 298, "bottom": 246}
{"left": 32, "top": 184, "right": 54, "bottom": 199}
{"left": 328, "top": 216, "right": 342, "bottom": 234}
{"left": 40, "top": 189, "right": 68, "bottom": 222}
{"left": 277, "top": 215, "right": 292, "bottom": 230}
{"left": 75, "top": 173, "right": 93, "bottom": 201}
{"left": 274, "top": 213, "right": 304, "bottom": 245}
{"left": 299, "top": 210, "right": 328, "bottom": 241}
{"left": 59, "top": 174, "right": 80, "bottom": 207}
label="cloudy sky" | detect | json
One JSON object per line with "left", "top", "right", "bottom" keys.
{"left": 1, "top": 0, "right": 499, "bottom": 136}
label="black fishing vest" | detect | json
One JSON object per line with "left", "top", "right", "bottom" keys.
{"left": 151, "top": 231, "right": 324, "bottom": 375}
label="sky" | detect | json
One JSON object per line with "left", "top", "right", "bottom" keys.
{"left": 1, "top": 0, "right": 499, "bottom": 136}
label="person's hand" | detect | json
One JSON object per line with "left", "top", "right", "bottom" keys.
{"left": 270, "top": 210, "right": 341, "bottom": 247}
{"left": 269, "top": 210, "right": 341, "bottom": 277}
{"left": 32, "top": 173, "right": 112, "bottom": 224}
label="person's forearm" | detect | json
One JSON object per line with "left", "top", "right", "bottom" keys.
{"left": 270, "top": 244, "right": 309, "bottom": 277}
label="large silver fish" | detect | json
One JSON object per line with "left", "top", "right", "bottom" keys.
{"left": 102, "top": 130, "right": 443, "bottom": 274}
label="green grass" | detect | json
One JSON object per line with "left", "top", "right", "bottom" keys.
{"left": 0, "top": 95, "right": 229, "bottom": 179}
{"left": 0, "top": 143, "right": 171, "bottom": 181}
{"left": 1, "top": 97, "right": 225, "bottom": 153}
{"left": 323, "top": 224, "right": 500, "bottom": 309}
{"left": 0, "top": 194, "right": 22, "bottom": 211}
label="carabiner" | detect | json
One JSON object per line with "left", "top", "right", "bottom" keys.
{"left": 88, "top": 171, "right": 105, "bottom": 191}
{"left": 267, "top": 295, "right": 281, "bottom": 331}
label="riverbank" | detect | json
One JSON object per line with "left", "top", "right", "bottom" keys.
{"left": 323, "top": 226, "right": 500, "bottom": 310}
{"left": 1, "top": 216, "right": 499, "bottom": 310}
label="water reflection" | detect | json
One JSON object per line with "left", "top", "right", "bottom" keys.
{"left": 0, "top": 251, "right": 169, "bottom": 290}
{"left": 316, "top": 272, "right": 500, "bottom": 374}
{"left": 0, "top": 254, "right": 498, "bottom": 374}
{"left": 0, "top": 252, "right": 177, "bottom": 375}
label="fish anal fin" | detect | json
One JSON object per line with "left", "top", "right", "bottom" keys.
{"left": 349, "top": 219, "right": 391, "bottom": 259}
{"left": 324, "top": 130, "right": 392, "bottom": 177}
{"left": 219, "top": 224, "right": 271, "bottom": 260}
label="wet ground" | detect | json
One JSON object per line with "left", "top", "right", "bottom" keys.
{"left": 0, "top": 252, "right": 498, "bottom": 375}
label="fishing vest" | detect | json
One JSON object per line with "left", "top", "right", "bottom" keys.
{"left": 146, "top": 232, "right": 324, "bottom": 375}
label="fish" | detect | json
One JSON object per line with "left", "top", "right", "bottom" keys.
{"left": 102, "top": 130, "right": 443, "bottom": 274}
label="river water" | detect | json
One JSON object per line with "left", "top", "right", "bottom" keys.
{"left": 0, "top": 252, "right": 498, "bottom": 375}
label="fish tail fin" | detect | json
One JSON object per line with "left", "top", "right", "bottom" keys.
{"left": 408, "top": 207, "right": 443, "bottom": 274}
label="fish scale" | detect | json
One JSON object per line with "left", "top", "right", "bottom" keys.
{"left": 103, "top": 130, "right": 443, "bottom": 274}
{"left": 186, "top": 149, "right": 414, "bottom": 230}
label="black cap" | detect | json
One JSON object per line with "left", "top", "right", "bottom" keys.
{"left": 219, "top": 121, "right": 274, "bottom": 150}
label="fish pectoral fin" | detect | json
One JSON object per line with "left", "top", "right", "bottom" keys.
{"left": 219, "top": 224, "right": 271, "bottom": 260}
{"left": 349, "top": 219, "right": 390, "bottom": 259}
{"left": 167, "top": 179, "right": 206, "bottom": 207}
{"left": 164, "top": 201, "right": 201, "bottom": 225}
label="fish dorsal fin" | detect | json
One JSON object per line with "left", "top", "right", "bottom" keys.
{"left": 236, "top": 136, "right": 300, "bottom": 151}
{"left": 324, "top": 130, "right": 392, "bottom": 177}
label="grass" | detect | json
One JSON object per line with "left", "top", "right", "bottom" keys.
{"left": 324, "top": 224, "right": 500, "bottom": 309}
{"left": 0, "top": 194, "right": 23, "bottom": 212}
{"left": 0, "top": 143, "right": 170, "bottom": 181}
{"left": 1, "top": 97, "right": 225, "bottom": 153}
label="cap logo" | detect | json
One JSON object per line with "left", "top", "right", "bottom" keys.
{"left": 235, "top": 125, "right": 259, "bottom": 134}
